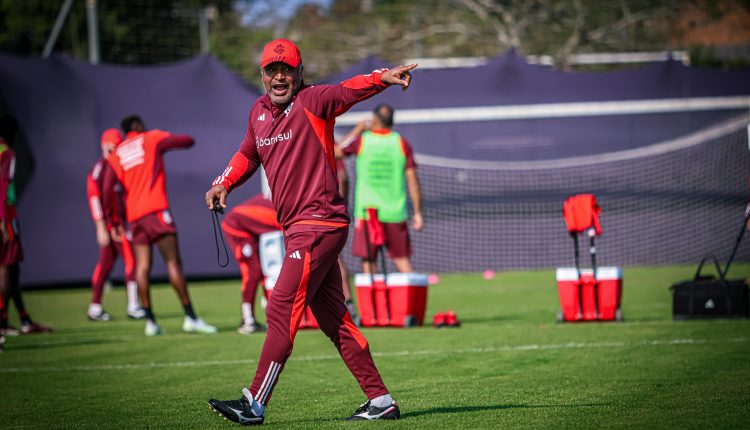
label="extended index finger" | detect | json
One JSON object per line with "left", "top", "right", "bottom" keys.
{"left": 399, "top": 63, "right": 418, "bottom": 73}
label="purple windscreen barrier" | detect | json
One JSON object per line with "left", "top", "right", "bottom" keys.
{"left": 0, "top": 51, "right": 749, "bottom": 286}
{"left": 0, "top": 54, "right": 263, "bottom": 286}
{"left": 339, "top": 116, "right": 750, "bottom": 274}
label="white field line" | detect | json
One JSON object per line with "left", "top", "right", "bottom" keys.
{"left": 1, "top": 337, "right": 746, "bottom": 374}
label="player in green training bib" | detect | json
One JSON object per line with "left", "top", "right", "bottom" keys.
{"left": 337, "top": 104, "right": 423, "bottom": 273}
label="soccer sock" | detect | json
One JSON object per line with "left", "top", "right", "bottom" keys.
{"left": 241, "top": 302, "right": 255, "bottom": 325}
{"left": 88, "top": 303, "right": 103, "bottom": 316}
{"left": 370, "top": 393, "right": 394, "bottom": 408}
{"left": 10, "top": 287, "right": 32, "bottom": 324}
{"left": 143, "top": 307, "right": 156, "bottom": 322}
{"left": 126, "top": 281, "right": 139, "bottom": 311}
{"left": 183, "top": 303, "right": 197, "bottom": 320}
{"left": 250, "top": 395, "right": 266, "bottom": 416}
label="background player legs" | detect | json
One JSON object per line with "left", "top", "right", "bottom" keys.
{"left": 0, "top": 265, "right": 10, "bottom": 333}
{"left": 361, "top": 260, "right": 374, "bottom": 274}
{"left": 155, "top": 234, "right": 191, "bottom": 307}
{"left": 338, "top": 257, "right": 361, "bottom": 326}
{"left": 392, "top": 257, "right": 413, "bottom": 273}
{"left": 155, "top": 234, "right": 214, "bottom": 333}
{"left": 120, "top": 236, "right": 143, "bottom": 318}
{"left": 309, "top": 260, "right": 389, "bottom": 400}
{"left": 237, "top": 246, "right": 264, "bottom": 333}
{"left": 6, "top": 264, "right": 50, "bottom": 333}
{"left": 133, "top": 243, "right": 154, "bottom": 316}
{"left": 89, "top": 243, "right": 116, "bottom": 320}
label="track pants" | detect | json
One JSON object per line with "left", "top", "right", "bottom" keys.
{"left": 91, "top": 236, "right": 134, "bottom": 304}
{"left": 249, "top": 227, "right": 388, "bottom": 405}
{"left": 222, "top": 230, "right": 263, "bottom": 305}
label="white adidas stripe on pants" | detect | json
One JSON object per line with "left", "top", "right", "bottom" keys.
{"left": 256, "top": 361, "right": 281, "bottom": 404}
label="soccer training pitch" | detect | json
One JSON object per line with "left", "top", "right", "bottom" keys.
{"left": 2, "top": 264, "right": 749, "bottom": 429}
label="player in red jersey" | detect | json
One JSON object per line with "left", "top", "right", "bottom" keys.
{"left": 86, "top": 128, "right": 144, "bottom": 321}
{"left": 0, "top": 116, "right": 52, "bottom": 337}
{"left": 102, "top": 115, "right": 216, "bottom": 336}
{"left": 205, "top": 38, "right": 415, "bottom": 424}
{"left": 221, "top": 192, "right": 281, "bottom": 334}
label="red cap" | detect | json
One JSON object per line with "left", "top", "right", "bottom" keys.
{"left": 260, "top": 39, "right": 302, "bottom": 69}
{"left": 100, "top": 128, "right": 123, "bottom": 148}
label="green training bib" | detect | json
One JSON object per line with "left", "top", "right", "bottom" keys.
{"left": 354, "top": 131, "right": 407, "bottom": 223}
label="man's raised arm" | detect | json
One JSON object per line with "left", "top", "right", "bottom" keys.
{"left": 310, "top": 64, "right": 418, "bottom": 119}
{"left": 157, "top": 133, "right": 195, "bottom": 153}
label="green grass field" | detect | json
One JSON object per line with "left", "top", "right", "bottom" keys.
{"left": 2, "top": 264, "right": 749, "bottom": 429}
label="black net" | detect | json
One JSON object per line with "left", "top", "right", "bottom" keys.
{"left": 340, "top": 115, "right": 750, "bottom": 273}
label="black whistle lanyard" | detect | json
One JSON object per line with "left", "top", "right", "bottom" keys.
{"left": 211, "top": 207, "right": 230, "bottom": 267}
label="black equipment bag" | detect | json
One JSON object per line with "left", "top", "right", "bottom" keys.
{"left": 671, "top": 205, "right": 750, "bottom": 320}
{"left": 671, "top": 256, "right": 748, "bottom": 320}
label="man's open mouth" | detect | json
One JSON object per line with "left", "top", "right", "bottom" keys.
{"left": 271, "top": 84, "right": 289, "bottom": 97}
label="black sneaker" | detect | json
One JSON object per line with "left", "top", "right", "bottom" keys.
{"left": 347, "top": 400, "right": 400, "bottom": 420}
{"left": 208, "top": 388, "right": 264, "bottom": 425}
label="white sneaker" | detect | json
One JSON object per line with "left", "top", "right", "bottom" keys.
{"left": 0, "top": 334, "right": 5, "bottom": 352}
{"left": 87, "top": 303, "right": 111, "bottom": 321}
{"left": 127, "top": 308, "right": 146, "bottom": 319}
{"left": 182, "top": 317, "right": 217, "bottom": 334}
{"left": 0, "top": 326, "right": 20, "bottom": 337}
{"left": 145, "top": 320, "right": 163, "bottom": 336}
{"left": 237, "top": 322, "right": 265, "bottom": 335}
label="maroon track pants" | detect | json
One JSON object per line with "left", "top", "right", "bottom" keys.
{"left": 224, "top": 232, "right": 263, "bottom": 305}
{"left": 91, "top": 237, "right": 134, "bottom": 304}
{"left": 249, "top": 227, "right": 389, "bottom": 405}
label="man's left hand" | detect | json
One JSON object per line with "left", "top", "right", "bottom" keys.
{"left": 412, "top": 213, "right": 423, "bottom": 232}
{"left": 381, "top": 64, "right": 418, "bottom": 91}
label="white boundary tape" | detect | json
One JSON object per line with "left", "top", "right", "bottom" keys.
{"left": 336, "top": 96, "right": 750, "bottom": 126}
{"left": 2, "top": 336, "right": 746, "bottom": 374}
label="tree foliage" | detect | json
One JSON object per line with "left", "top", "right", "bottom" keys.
{"left": 0, "top": 0, "right": 746, "bottom": 86}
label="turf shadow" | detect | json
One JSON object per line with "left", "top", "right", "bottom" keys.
{"left": 404, "top": 402, "right": 608, "bottom": 418}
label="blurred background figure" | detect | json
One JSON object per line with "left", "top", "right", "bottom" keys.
{"left": 337, "top": 104, "right": 423, "bottom": 274}
{"left": 85, "top": 128, "right": 144, "bottom": 321}
{"left": 102, "top": 115, "right": 216, "bottom": 336}
{"left": 0, "top": 115, "right": 52, "bottom": 336}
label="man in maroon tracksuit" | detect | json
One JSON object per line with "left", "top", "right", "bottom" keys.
{"left": 205, "top": 39, "right": 415, "bottom": 424}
